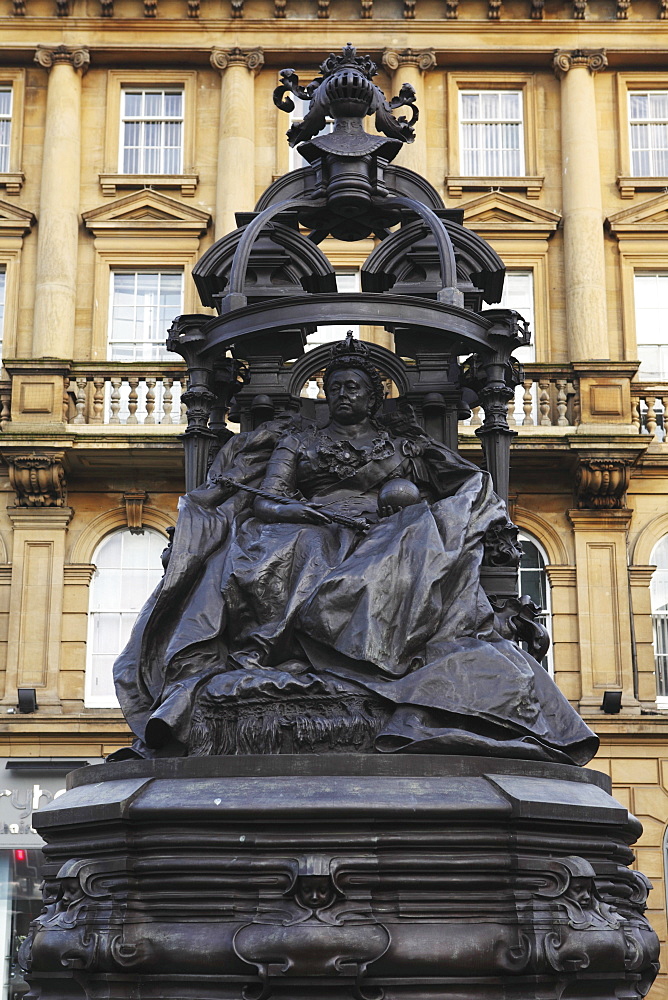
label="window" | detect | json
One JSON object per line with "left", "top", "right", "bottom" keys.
{"left": 120, "top": 88, "right": 183, "bottom": 175}
{"left": 518, "top": 531, "right": 552, "bottom": 673}
{"left": 500, "top": 269, "right": 535, "bottom": 363}
{"left": 459, "top": 90, "right": 525, "bottom": 177}
{"left": 109, "top": 270, "right": 183, "bottom": 361}
{"left": 288, "top": 96, "right": 334, "bottom": 172}
{"left": 0, "top": 88, "right": 10, "bottom": 174}
{"left": 85, "top": 528, "right": 165, "bottom": 707}
{"left": 650, "top": 536, "right": 668, "bottom": 705}
{"left": 634, "top": 271, "right": 668, "bottom": 380}
{"left": 0, "top": 268, "right": 5, "bottom": 359}
{"left": 629, "top": 91, "right": 668, "bottom": 177}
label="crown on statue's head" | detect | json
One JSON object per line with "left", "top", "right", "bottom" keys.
{"left": 323, "top": 332, "right": 385, "bottom": 412}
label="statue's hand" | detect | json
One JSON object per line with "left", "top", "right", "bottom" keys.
{"left": 278, "top": 501, "right": 333, "bottom": 525}
{"left": 255, "top": 497, "right": 332, "bottom": 526}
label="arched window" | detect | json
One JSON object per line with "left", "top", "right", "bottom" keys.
{"left": 518, "top": 530, "right": 553, "bottom": 673}
{"left": 650, "top": 535, "right": 668, "bottom": 704}
{"left": 85, "top": 527, "right": 165, "bottom": 708}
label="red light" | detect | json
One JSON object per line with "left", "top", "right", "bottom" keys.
{"left": 14, "top": 849, "right": 26, "bottom": 862}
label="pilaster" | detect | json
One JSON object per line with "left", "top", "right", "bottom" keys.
{"left": 211, "top": 47, "right": 264, "bottom": 239}
{"left": 553, "top": 49, "right": 609, "bottom": 363}
{"left": 567, "top": 508, "right": 639, "bottom": 713}
{"left": 4, "top": 500, "right": 73, "bottom": 709}
{"left": 381, "top": 48, "right": 436, "bottom": 178}
{"left": 32, "top": 45, "right": 88, "bottom": 361}
{"left": 544, "top": 565, "right": 580, "bottom": 703}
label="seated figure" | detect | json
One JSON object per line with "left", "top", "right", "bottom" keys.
{"left": 114, "top": 335, "right": 597, "bottom": 765}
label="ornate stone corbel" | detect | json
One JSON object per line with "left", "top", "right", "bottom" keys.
{"left": 6, "top": 453, "right": 67, "bottom": 508}
{"left": 381, "top": 48, "right": 437, "bottom": 72}
{"left": 122, "top": 491, "right": 149, "bottom": 534}
{"left": 552, "top": 49, "right": 608, "bottom": 78}
{"left": 210, "top": 47, "right": 265, "bottom": 74}
{"left": 34, "top": 45, "right": 90, "bottom": 73}
{"left": 575, "top": 458, "right": 631, "bottom": 510}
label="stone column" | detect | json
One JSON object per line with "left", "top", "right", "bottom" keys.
{"left": 381, "top": 48, "right": 436, "bottom": 178}
{"left": 553, "top": 49, "right": 609, "bottom": 362}
{"left": 32, "top": 45, "right": 89, "bottom": 360}
{"left": 211, "top": 47, "right": 264, "bottom": 240}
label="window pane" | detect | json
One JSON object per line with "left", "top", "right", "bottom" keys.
{"left": 635, "top": 272, "right": 668, "bottom": 379}
{"left": 86, "top": 529, "right": 166, "bottom": 707}
{"left": 629, "top": 91, "right": 668, "bottom": 177}
{"left": 120, "top": 87, "right": 184, "bottom": 175}
{"left": 460, "top": 90, "right": 524, "bottom": 176}
{"left": 109, "top": 271, "right": 183, "bottom": 362}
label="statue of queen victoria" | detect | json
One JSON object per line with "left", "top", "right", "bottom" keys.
{"left": 114, "top": 333, "right": 597, "bottom": 766}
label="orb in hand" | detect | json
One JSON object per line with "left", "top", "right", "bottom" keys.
{"left": 378, "top": 478, "right": 421, "bottom": 514}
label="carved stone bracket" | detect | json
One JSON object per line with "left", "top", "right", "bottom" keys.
{"left": 381, "top": 48, "right": 437, "bottom": 72}
{"left": 552, "top": 49, "right": 608, "bottom": 78}
{"left": 210, "top": 47, "right": 265, "bottom": 74}
{"left": 575, "top": 458, "right": 631, "bottom": 510}
{"left": 122, "top": 491, "right": 149, "bottom": 534}
{"left": 34, "top": 45, "right": 90, "bottom": 72}
{"left": 5, "top": 453, "right": 67, "bottom": 508}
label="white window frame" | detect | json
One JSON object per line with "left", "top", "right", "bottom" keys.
{"left": 459, "top": 89, "right": 526, "bottom": 178}
{"left": 628, "top": 90, "right": 668, "bottom": 178}
{"left": 85, "top": 528, "right": 166, "bottom": 709}
{"left": 633, "top": 270, "right": 668, "bottom": 382}
{"left": 0, "top": 267, "right": 6, "bottom": 360}
{"left": 119, "top": 87, "right": 184, "bottom": 176}
{"left": 108, "top": 269, "right": 184, "bottom": 363}
{"left": 650, "top": 536, "right": 668, "bottom": 708}
{"left": 518, "top": 530, "right": 553, "bottom": 676}
{"left": 0, "top": 87, "right": 11, "bottom": 175}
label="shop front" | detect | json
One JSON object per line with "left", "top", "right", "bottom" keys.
{"left": 0, "top": 759, "right": 102, "bottom": 999}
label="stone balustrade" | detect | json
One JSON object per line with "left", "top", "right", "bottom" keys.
{"left": 632, "top": 384, "right": 668, "bottom": 441}
{"left": 63, "top": 364, "right": 188, "bottom": 426}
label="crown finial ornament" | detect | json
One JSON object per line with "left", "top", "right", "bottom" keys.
{"left": 273, "top": 42, "right": 418, "bottom": 148}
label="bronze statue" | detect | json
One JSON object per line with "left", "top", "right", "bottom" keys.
{"left": 114, "top": 335, "right": 597, "bottom": 765}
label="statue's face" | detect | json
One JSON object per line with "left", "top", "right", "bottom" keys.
{"left": 325, "top": 368, "right": 373, "bottom": 424}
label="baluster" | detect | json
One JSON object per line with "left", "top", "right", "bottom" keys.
{"left": 470, "top": 404, "right": 482, "bottom": 427}
{"left": 91, "top": 376, "right": 105, "bottom": 424}
{"left": 555, "top": 379, "right": 568, "bottom": 426}
{"left": 127, "top": 376, "right": 140, "bottom": 424}
{"left": 110, "top": 377, "right": 122, "bottom": 424}
{"left": 145, "top": 377, "right": 156, "bottom": 424}
{"left": 62, "top": 377, "right": 70, "bottom": 422}
{"left": 73, "top": 376, "right": 88, "bottom": 424}
{"left": 316, "top": 374, "right": 325, "bottom": 399}
{"left": 180, "top": 380, "right": 187, "bottom": 424}
{"left": 522, "top": 379, "right": 534, "bottom": 425}
{"left": 0, "top": 387, "right": 11, "bottom": 429}
{"left": 162, "top": 376, "right": 173, "bottom": 424}
{"left": 631, "top": 396, "right": 640, "bottom": 432}
{"left": 571, "top": 379, "right": 581, "bottom": 426}
{"left": 646, "top": 396, "right": 657, "bottom": 437}
{"left": 661, "top": 396, "right": 668, "bottom": 441}
{"left": 538, "top": 378, "right": 551, "bottom": 426}
{"left": 507, "top": 390, "right": 517, "bottom": 427}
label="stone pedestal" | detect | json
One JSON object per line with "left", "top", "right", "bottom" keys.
{"left": 23, "top": 755, "right": 658, "bottom": 1000}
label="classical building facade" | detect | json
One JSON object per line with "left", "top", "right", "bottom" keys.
{"left": 1, "top": 1, "right": 668, "bottom": 995}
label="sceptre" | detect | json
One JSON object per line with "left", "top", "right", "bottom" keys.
{"left": 211, "top": 474, "right": 371, "bottom": 532}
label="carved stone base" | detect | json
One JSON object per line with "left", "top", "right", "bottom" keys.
{"left": 23, "top": 755, "right": 659, "bottom": 1000}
